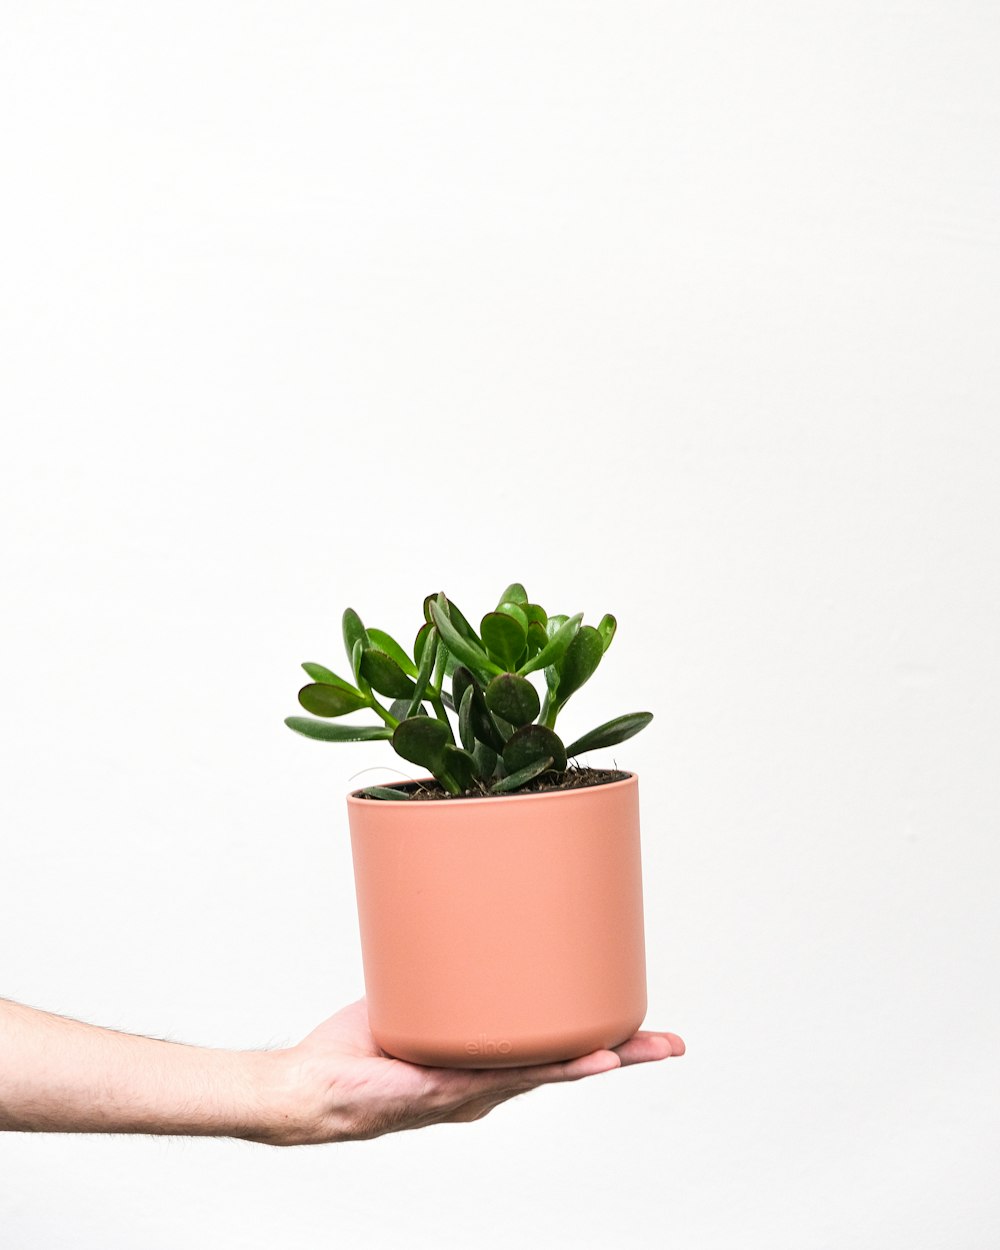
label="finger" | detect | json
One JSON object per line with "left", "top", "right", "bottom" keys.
{"left": 611, "top": 1031, "right": 686, "bottom": 1066}
{"left": 465, "top": 1047, "right": 625, "bottom": 1094}
{"left": 419, "top": 1049, "right": 611, "bottom": 1102}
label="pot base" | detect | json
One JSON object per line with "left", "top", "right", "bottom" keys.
{"left": 372, "top": 1008, "right": 647, "bottom": 1069}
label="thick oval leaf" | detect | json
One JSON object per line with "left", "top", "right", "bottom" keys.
{"left": 297, "top": 682, "right": 369, "bottom": 717}
{"left": 503, "top": 724, "right": 567, "bottom": 773}
{"left": 556, "top": 625, "right": 604, "bottom": 704}
{"left": 342, "top": 608, "right": 368, "bottom": 671}
{"left": 352, "top": 638, "right": 370, "bottom": 693}
{"left": 496, "top": 583, "right": 528, "bottom": 607}
{"left": 485, "top": 673, "right": 540, "bottom": 727}
{"left": 480, "top": 611, "right": 527, "bottom": 671}
{"left": 301, "top": 663, "right": 358, "bottom": 693}
{"left": 565, "top": 712, "right": 653, "bottom": 757}
{"left": 430, "top": 597, "right": 502, "bottom": 677}
{"left": 523, "top": 603, "right": 547, "bottom": 627}
{"left": 452, "top": 665, "right": 506, "bottom": 752}
{"left": 424, "top": 593, "right": 479, "bottom": 644}
{"left": 458, "top": 683, "right": 476, "bottom": 752}
{"left": 472, "top": 739, "right": 498, "bottom": 781}
{"left": 496, "top": 602, "right": 529, "bottom": 632}
{"left": 413, "top": 621, "right": 432, "bottom": 667}
{"left": 597, "top": 613, "right": 617, "bottom": 652}
{"left": 450, "top": 664, "right": 477, "bottom": 714}
{"left": 285, "top": 717, "right": 392, "bottom": 743}
{"left": 406, "top": 625, "right": 439, "bottom": 716}
{"left": 359, "top": 786, "right": 412, "bottom": 801}
{"left": 517, "top": 613, "right": 583, "bottom": 677}
{"left": 445, "top": 598, "right": 480, "bottom": 643}
{"left": 392, "top": 716, "right": 451, "bottom": 769}
{"left": 525, "top": 620, "right": 548, "bottom": 663}
{"left": 442, "top": 744, "right": 478, "bottom": 792}
{"left": 360, "top": 649, "right": 417, "bottom": 699}
{"left": 490, "top": 756, "right": 554, "bottom": 794}
{"left": 390, "top": 697, "right": 428, "bottom": 720}
{"left": 366, "top": 628, "right": 418, "bottom": 677}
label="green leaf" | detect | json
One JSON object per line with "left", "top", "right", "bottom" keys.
{"left": 285, "top": 717, "right": 392, "bottom": 743}
{"left": 490, "top": 756, "right": 554, "bottom": 794}
{"left": 503, "top": 724, "right": 567, "bottom": 773}
{"left": 413, "top": 622, "right": 433, "bottom": 668}
{"left": 433, "top": 631, "right": 451, "bottom": 688}
{"left": 360, "top": 649, "right": 417, "bottom": 699}
{"left": 525, "top": 620, "right": 548, "bottom": 663}
{"left": 458, "top": 683, "right": 476, "bottom": 752}
{"left": 445, "top": 598, "right": 480, "bottom": 644}
{"left": 495, "top": 602, "right": 529, "bottom": 632}
{"left": 480, "top": 611, "right": 527, "bottom": 671}
{"left": 430, "top": 596, "right": 502, "bottom": 677}
{"left": 352, "top": 638, "right": 370, "bottom": 692}
{"left": 342, "top": 609, "right": 368, "bottom": 672}
{"left": 473, "top": 739, "right": 498, "bottom": 781}
{"left": 442, "top": 744, "right": 478, "bottom": 792}
{"left": 450, "top": 665, "right": 475, "bottom": 714}
{"left": 451, "top": 665, "right": 505, "bottom": 752}
{"left": 597, "top": 614, "right": 617, "bottom": 652}
{"left": 390, "top": 697, "right": 428, "bottom": 720}
{"left": 301, "top": 663, "right": 359, "bottom": 693}
{"left": 297, "top": 683, "right": 369, "bottom": 717}
{"left": 517, "top": 613, "right": 583, "bottom": 677}
{"left": 359, "top": 786, "right": 412, "bottom": 801}
{"left": 546, "top": 613, "right": 568, "bottom": 638}
{"left": 424, "top": 594, "right": 480, "bottom": 645}
{"left": 366, "top": 628, "right": 418, "bottom": 677}
{"left": 406, "top": 625, "right": 439, "bottom": 717}
{"left": 392, "top": 716, "right": 451, "bottom": 770}
{"left": 497, "top": 583, "right": 528, "bottom": 607}
{"left": 523, "top": 603, "right": 547, "bottom": 627}
{"left": 485, "top": 673, "right": 540, "bottom": 727}
{"left": 555, "top": 625, "right": 604, "bottom": 705}
{"left": 565, "top": 712, "right": 653, "bottom": 757}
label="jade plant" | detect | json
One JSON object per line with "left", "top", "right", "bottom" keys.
{"left": 285, "top": 585, "right": 652, "bottom": 799}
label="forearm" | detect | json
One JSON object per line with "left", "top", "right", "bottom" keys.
{"left": 0, "top": 997, "right": 281, "bottom": 1140}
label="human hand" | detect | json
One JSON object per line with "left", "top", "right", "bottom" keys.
{"left": 250, "top": 998, "right": 685, "bottom": 1146}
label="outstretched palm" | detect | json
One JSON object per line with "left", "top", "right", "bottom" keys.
{"left": 273, "top": 998, "right": 684, "bottom": 1144}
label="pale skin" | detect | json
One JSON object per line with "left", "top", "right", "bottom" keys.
{"left": 0, "top": 996, "right": 685, "bottom": 1145}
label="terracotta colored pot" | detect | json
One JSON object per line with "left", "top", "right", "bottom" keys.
{"left": 346, "top": 771, "right": 647, "bottom": 1068}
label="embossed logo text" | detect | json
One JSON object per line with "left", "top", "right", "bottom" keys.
{"left": 465, "top": 1034, "right": 513, "bottom": 1056}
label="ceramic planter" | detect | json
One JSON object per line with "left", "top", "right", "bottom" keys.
{"left": 346, "top": 771, "right": 647, "bottom": 1068}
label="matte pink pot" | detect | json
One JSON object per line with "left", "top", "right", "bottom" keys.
{"left": 346, "top": 771, "right": 647, "bottom": 1068}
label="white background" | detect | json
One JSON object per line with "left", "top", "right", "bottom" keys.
{"left": 1, "top": 3, "right": 998, "bottom": 1247}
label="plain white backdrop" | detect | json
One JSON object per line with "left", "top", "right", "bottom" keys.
{"left": 1, "top": 2, "right": 998, "bottom": 1247}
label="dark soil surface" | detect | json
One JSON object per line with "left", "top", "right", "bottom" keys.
{"left": 358, "top": 765, "right": 631, "bottom": 801}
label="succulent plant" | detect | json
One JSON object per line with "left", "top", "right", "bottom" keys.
{"left": 285, "top": 586, "right": 652, "bottom": 798}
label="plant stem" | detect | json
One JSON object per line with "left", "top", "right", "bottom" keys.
{"left": 429, "top": 693, "right": 455, "bottom": 742}
{"left": 438, "top": 770, "right": 462, "bottom": 796}
{"left": 367, "top": 697, "right": 399, "bottom": 728}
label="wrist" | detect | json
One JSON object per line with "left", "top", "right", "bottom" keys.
{"left": 238, "top": 1047, "right": 321, "bottom": 1147}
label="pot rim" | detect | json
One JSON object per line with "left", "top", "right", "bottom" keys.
{"left": 346, "top": 770, "right": 637, "bottom": 806}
